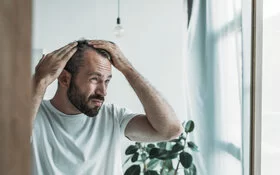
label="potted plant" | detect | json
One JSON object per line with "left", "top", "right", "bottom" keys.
{"left": 123, "top": 120, "right": 198, "bottom": 175}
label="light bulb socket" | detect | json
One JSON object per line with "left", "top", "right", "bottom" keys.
{"left": 117, "top": 17, "right": 121, "bottom": 24}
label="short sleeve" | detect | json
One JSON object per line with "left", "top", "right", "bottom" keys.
{"left": 113, "top": 104, "right": 139, "bottom": 136}
{"left": 31, "top": 102, "right": 44, "bottom": 143}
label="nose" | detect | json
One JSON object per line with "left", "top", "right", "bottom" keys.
{"left": 95, "top": 82, "right": 107, "bottom": 96}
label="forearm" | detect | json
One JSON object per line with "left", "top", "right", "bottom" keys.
{"left": 31, "top": 77, "right": 47, "bottom": 123}
{"left": 121, "top": 65, "right": 183, "bottom": 139}
{"left": 30, "top": 42, "right": 77, "bottom": 123}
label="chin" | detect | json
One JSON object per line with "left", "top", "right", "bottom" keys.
{"left": 85, "top": 107, "right": 101, "bottom": 117}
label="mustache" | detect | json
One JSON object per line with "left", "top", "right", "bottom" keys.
{"left": 89, "top": 95, "right": 104, "bottom": 101}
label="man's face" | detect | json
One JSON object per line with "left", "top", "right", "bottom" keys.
{"left": 67, "top": 50, "right": 112, "bottom": 117}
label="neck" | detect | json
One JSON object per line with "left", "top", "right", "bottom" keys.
{"left": 50, "top": 88, "right": 81, "bottom": 115}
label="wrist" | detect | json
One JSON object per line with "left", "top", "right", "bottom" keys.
{"left": 120, "top": 64, "right": 135, "bottom": 76}
{"left": 33, "top": 76, "right": 47, "bottom": 95}
{"left": 121, "top": 65, "right": 143, "bottom": 84}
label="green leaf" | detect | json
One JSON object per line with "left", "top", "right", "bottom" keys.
{"left": 157, "top": 142, "right": 167, "bottom": 149}
{"left": 184, "top": 169, "right": 190, "bottom": 175}
{"left": 168, "top": 170, "right": 175, "bottom": 175}
{"left": 147, "top": 159, "right": 160, "bottom": 170}
{"left": 145, "top": 147, "right": 152, "bottom": 153}
{"left": 144, "top": 170, "right": 159, "bottom": 175}
{"left": 131, "top": 152, "right": 139, "bottom": 162}
{"left": 124, "top": 165, "right": 141, "bottom": 175}
{"left": 149, "top": 148, "right": 160, "bottom": 158}
{"left": 185, "top": 120, "right": 195, "bottom": 133}
{"left": 158, "top": 151, "right": 178, "bottom": 160}
{"left": 135, "top": 142, "right": 141, "bottom": 148}
{"left": 190, "top": 164, "right": 197, "bottom": 175}
{"left": 147, "top": 144, "right": 156, "bottom": 148}
{"left": 171, "top": 143, "right": 185, "bottom": 153}
{"left": 149, "top": 148, "right": 166, "bottom": 159}
{"left": 157, "top": 151, "right": 170, "bottom": 160}
{"left": 149, "top": 148, "right": 178, "bottom": 160}
{"left": 184, "top": 164, "right": 197, "bottom": 175}
{"left": 161, "top": 168, "right": 169, "bottom": 175}
{"left": 180, "top": 152, "right": 193, "bottom": 169}
{"left": 125, "top": 145, "right": 138, "bottom": 155}
{"left": 187, "top": 142, "right": 199, "bottom": 152}
{"left": 165, "top": 159, "right": 173, "bottom": 170}
{"left": 141, "top": 153, "right": 148, "bottom": 161}
{"left": 170, "top": 138, "right": 181, "bottom": 143}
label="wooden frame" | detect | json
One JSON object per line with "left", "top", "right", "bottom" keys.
{"left": 0, "top": 0, "right": 32, "bottom": 174}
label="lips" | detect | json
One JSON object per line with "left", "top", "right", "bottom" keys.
{"left": 91, "top": 99, "right": 103, "bottom": 106}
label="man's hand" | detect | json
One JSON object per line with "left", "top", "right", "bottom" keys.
{"left": 87, "top": 40, "right": 132, "bottom": 73}
{"left": 34, "top": 42, "right": 77, "bottom": 88}
{"left": 31, "top": 42, "right": 77, "bottom": 123}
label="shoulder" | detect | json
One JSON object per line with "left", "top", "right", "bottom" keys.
{"left": 102, "top": 103, "right": 121, "bottom": 110}
{"left": 35, "top": 100, "right": 56, "bottom": 124}
{"left": 32, "top": 100, "right": 49, "bottom": 138}
{"left": 100, "top": 103, "right": 121, "bottom": 116}
{"left": 101, "top": 103, "right": 133, "bottom": 115}
{"left": 37, "top": 100, "right": 49, "bottom": 113}
{"left": 35, "top": 100, "right": 47, "bottom": 119}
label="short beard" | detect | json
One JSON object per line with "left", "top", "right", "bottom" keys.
{"left": 67, "top": 77, "right": 104, "bottom": 117}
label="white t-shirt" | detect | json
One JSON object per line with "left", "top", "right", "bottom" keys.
{"left": 31, "top": 100, "right": 138, "bottom": 175}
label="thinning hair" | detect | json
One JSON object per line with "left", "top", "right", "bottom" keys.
{"left": 64, "top": 40, "right": 111, "bottom": 77}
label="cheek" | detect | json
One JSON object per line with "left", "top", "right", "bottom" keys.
{"left": 87, "top": 83, "right": 98, "bottom": 94}
{"left": 76, "top": 82, "right": 94, "bottom": 96}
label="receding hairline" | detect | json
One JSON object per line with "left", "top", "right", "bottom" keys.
{"left": 64, "top": 40, "right": 112, "bottom": 76}
{"left": 77, "top": 50, "right": 112, "bottom": 77}
{"left": 82, "top": 49, "right": 112, "bottom": 65}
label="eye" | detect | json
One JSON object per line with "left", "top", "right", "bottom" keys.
{"left": 105, "top": 79, "right": 110, "bottom": 85}
{"left": 90, "top": 77, "right": 98, "bottom": 82}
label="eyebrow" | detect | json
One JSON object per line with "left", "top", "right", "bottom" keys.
{"left": 87, "top": 72, "right": 112, "bottom": 79}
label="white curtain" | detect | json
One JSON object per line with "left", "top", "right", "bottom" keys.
{"left": 183, "top": 0, "right": 247, "bottom": 174}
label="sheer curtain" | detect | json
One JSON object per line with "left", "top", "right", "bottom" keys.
{"left": 182, "top": 0, "right": 246, "bottom": 174}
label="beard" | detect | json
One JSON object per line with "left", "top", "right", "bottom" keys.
{"left": 67, "top": 78, "right": 104, "bottom": 117}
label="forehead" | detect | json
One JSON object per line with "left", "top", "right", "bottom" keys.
{"left": 78, "top": 49, "right": 112, "bottom": 77}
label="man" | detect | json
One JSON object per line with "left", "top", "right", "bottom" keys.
{"left": 31, "top": 40, "right": 183, "bottom": 175}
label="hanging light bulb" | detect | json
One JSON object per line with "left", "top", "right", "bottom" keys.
{"left": 114, "top": 0, "right": 124, "bottom": 37}
{"left": 114, "top": 17, "right": 124, "bottom": 37}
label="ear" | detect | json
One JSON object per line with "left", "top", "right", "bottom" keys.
{"left": 58, "top": 70, "right": 72, "bottom": 88}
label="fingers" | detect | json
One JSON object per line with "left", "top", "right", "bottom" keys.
{"left": 61, "top": 46, "right": 78, "bottom": 62}
{"left": 38, "top": 54, "right": 46, "bottom": 64}
{"left": 88, "top": 40, "right": 116, "bottom": 46}
{"left": 88, "top": 40, "right": 112, "bottom": 54}
{"left": 36, "top": 43, "right": 77, "bottom": 71}
{"left": 48, "top": 43, "right": 70, "bottom": 56}
{"left": 47, "top": 42, "right": 77, "bottom": 59}
{"left": 55, "top": 42, "right": 78, "bottom": 58}
{"left": 35, "top": 54, "right": 46, "bottom": 71}
{"left": 88, "top": 40, "right": 114, "bottom": 51}
{"left": 88, "top": 40, "right": 104, "bottom": 44}
{"left": 91, "top": 43, "right": 115, "bottom": 57}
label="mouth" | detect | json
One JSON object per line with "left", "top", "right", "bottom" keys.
{"left": 90, "top": 99, "right": 103, "bottom": 107}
